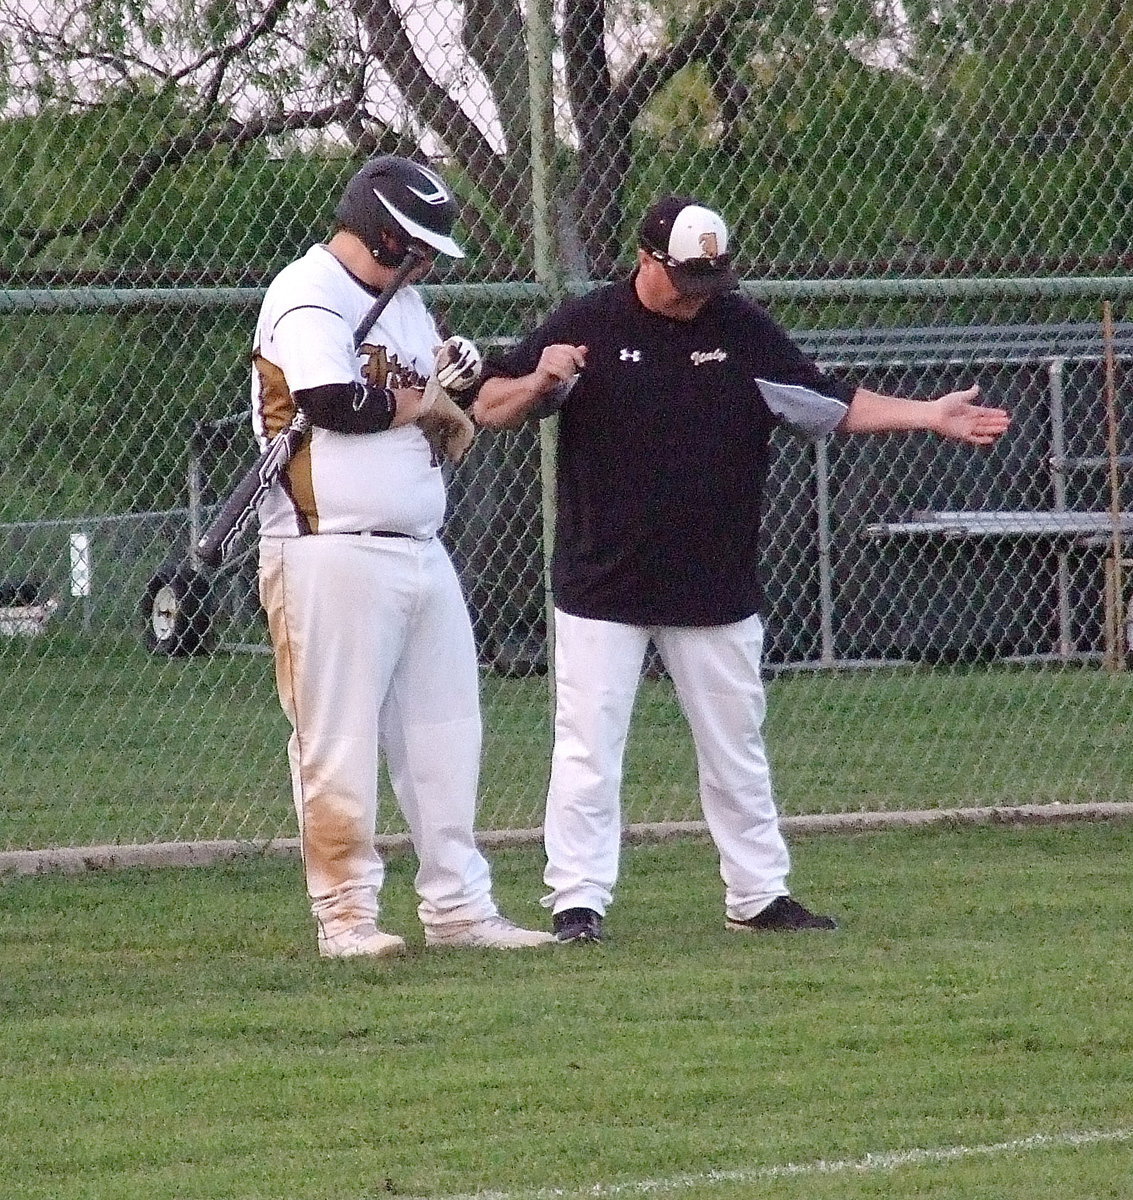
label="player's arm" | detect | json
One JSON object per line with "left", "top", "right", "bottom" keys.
{"left": 270, "top": 304, "right": 431, "bottom": 434}
{"left": 414, "top": 336, "right": 483, "bottom": 464}
{"left": 293, "top": 381, "right": 430, "bottom": 433}
{"left": 473, "top": 343, "right": 587, "bottom": 430}
{"left": 839, "top": 386, "right": 1011, "bottom": 446}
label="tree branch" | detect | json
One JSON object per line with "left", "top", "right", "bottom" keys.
{"left": 350, "top": 0, "right": 526, "bottom": 255}
{"left": 12, "top": 101, "right": 358, "bottom": 255}
{"left": 563, "top": 0, "right": 628, "bottom": 277}
{"left": 195, "top": 0, "right": 294, "bottom": 107}
{"left": 617, "top": 8, "right": 742, "bottom": 121}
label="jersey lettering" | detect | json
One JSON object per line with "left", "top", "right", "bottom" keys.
{"left": 359, "top": 344, "right": 426, "bottom": 391}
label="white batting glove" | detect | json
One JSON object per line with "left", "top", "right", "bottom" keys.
{"left": 421, "top": 336, "right": 482, "bottom": 414}
{"left": 434, "top": 336, "right": 482, "bottom": 395}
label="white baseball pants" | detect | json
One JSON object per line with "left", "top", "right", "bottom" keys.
{"left": 259, "top": 534, "right": 497, "bottom": 937}
{"left": 543, "top": 608, "right": 791, "bottom": 921}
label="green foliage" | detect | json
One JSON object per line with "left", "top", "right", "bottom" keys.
{"left": 108, "top": 150, "right": 355, "bottom": 280}
{"left": 626, "top": 0, "right": 1133, "bottom": 275}
{"left": 0, "top": 307, "right": 254, "bottom": 522}
{"left": 4, "top": 0, "right": 1133, "bottom": 281}
{"left": 9, "top": 92, "right": 179, "bottom": 227}
{"left": 0, "top": 98, "right": 359, "bottom": 282}
{"left": 5, "top": 647, "right": 1133, "bottom": 849}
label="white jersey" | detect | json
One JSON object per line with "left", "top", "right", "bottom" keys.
{"left": 252, "top": 243, "right": 446, "bottom": 539}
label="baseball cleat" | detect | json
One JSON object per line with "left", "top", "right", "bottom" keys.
{"left": 318, "top": 922, "right": 407, "bottom": 959}
{"left": 552, "top": 907, "right": 605, "bottom": 944}
{"left": 424, "top": 915, "right": 556, "bottom": 949}
{"left": 726, "top": 896, "right": 837, "bottom": 932}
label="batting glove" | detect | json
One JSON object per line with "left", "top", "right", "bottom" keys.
{"left": 435, "top": 336, "right": 482, "bottom": 394}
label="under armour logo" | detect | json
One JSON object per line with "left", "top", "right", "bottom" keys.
{"left": 620, "top": 348, "right": 642, "bottom": 362}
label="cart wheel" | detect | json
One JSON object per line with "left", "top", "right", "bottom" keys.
{"left": 142, "top": 564, "right": 214, "bottom": 656}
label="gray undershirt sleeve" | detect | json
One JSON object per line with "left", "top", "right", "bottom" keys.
{"left": 755, "top": 377, "right": 850, "bottom": 438}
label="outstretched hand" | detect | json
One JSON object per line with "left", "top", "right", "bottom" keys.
{"left": 931, "top": 386, "right": 1011, "bottom": 446}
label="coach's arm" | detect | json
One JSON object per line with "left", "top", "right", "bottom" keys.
{"left": 839, "top": 385, "right": 1010, "bottom": 446}
{"left": 472, "top": 344, "right": 587, "bottom": 430}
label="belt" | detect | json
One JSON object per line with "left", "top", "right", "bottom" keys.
{"left": 345, "top": 530, "right": 414, "bottom": 538}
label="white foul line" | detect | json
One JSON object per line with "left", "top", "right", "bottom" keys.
{"left": 403, "top": 1128, "right": 1133, "bottom": 1200}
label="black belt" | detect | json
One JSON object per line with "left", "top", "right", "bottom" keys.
{"left": 346, "top": 530, "right": 414, "bottom": 538}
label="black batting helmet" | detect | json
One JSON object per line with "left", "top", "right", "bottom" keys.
{"left": 335, "top": 156, "right": 465, "bottom": 262}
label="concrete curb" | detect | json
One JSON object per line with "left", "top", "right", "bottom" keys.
{"left": 3, "top": 801, "right": 1132, "bottom": 877}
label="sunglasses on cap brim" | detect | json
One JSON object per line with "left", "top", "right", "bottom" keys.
{"left": 645, "top": 246, "right": 733, "bottom": 276}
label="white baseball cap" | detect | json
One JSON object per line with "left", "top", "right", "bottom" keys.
{"left": 639, "top": 195, "right": 740, "bottom": 297}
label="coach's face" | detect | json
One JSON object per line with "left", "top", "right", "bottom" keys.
{"left": 634, "top": 250, "right": 712, "bottom": 321}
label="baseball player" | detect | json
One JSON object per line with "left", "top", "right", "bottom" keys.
{"left": 473, "top": 194, "right": 1011, "bottom": 943}
{"left": 254, "top": 155, "right": 554, "bottom": 957}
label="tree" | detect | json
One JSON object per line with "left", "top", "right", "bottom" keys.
{"left": 3, "top": 0, "right": 1131, "bottom": 284}
{"left": 0, "top": 0, "right": 764, "bottom": 283}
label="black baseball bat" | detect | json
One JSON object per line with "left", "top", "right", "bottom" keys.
{"left": 196, "top": 245, "right": 428, "bottom": 569}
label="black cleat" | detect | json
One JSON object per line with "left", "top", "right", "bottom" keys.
{"left": 726, "top": 896, "right": 837, "bottom": 933}
{"left": 552, "top": 907, "right": 604, "bottom": 943}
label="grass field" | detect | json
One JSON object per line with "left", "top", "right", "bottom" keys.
{"left": 5, "top": 634, "right": 1133, "bottom": 853}
{"left": 3, "top": 824, "right": 1133, "bottom": 1199}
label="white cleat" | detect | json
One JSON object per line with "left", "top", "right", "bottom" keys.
{"left": 424, "top": 915, "right": 556, "bottom": 949}
{"left": 318, "top": 922, "right": 407, "bottom": 960}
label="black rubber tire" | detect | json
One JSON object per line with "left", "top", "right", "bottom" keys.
{"left": 142, "top": 564, "right": 214, "bottom": 656}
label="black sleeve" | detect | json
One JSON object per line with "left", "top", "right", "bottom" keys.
{"left": 748, "top": 301, "right": 856, "bottom": 404}
{"left": 293, "top": 382, "right": 397, "bottom": 434}
{"left": 480, "top": 296, "right": 588, "bottom": 383}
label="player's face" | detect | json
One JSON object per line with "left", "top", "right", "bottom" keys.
{"left": 404, "top": 241, "right": 437, "bottom": 282}
{"left": 361, "top": 232, "right": 437, "bottom": 289}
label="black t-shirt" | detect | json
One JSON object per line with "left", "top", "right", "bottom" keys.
{"left": 484, "top": 278, "right": 857, "bottom": 626}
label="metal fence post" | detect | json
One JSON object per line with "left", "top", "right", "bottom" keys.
{"left": 1047, "top": 358, "right": 1073, "bottom": 658}
{"left": 528, "top": 0, "right": 560, "bottom": 709}
{"left": 814, "top": 435, "right": 836, "bottom": 665}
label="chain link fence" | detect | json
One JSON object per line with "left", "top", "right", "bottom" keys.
{"left": 3, "top": 1, "right": 1133, "bottom": 856}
